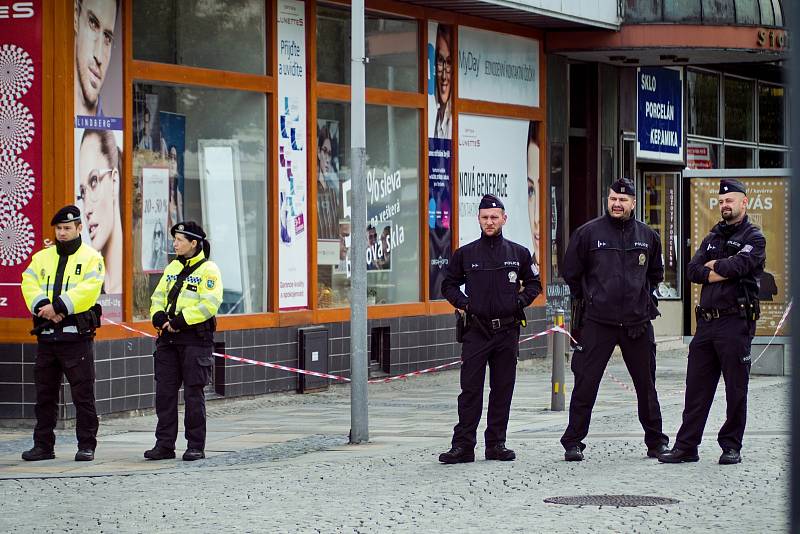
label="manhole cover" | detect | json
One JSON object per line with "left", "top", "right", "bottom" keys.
{"left": 544, "top": 495, "right": 679, "bottom": 507}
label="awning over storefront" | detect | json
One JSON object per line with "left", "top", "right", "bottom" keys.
{"left": 398, "top": 0, "right": 621, "bottom": 30}
{"left": 548, "top": 0, "right": 788, "bottom": 66}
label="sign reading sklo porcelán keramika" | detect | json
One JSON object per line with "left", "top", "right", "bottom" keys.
{"left": 637, "top": 67, "right": 683, "bottom": 164}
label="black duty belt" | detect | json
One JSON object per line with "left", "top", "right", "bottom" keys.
{"left": 480, "top": 315, "right": 519, "bottom": 331}
{"left": 695, "top": 305, "right": 740, "bottom": 321}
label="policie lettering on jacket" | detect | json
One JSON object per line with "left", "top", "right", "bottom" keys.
{"left": 563, "top": 213, "right": 664, "bottom": 327}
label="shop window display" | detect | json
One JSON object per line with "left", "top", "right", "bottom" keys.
{"left": 316, "top": 102, "right": 420, "bottom": 307}
{"left": 133, "top": 0, "right": 267, "bottom": 75}
{"left": 642, "top": 172, "right": 680, "bottom": 299}
{"left": 132, "top": 83, "right": 267, "bottom": 319}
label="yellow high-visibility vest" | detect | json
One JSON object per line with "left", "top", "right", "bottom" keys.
{"left": 150, "top": 252, "right": 223, "bottom": 327}
{"left": 21, "top": 242, "right": 104, "bottom": 317}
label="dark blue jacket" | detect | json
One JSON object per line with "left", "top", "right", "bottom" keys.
{"left": 563, "top": 213, "right": 664, "bottom": 327}
{"left": 441, "top": 232, "right": 542, "bottom": 320}
{"left": 687, "top": 215, "right": 765, "bottom": 310}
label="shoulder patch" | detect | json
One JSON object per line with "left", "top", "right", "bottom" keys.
{"left": 207, "top": 279, "right": 215, "bottom": 289}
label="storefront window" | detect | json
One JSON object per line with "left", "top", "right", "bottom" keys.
{"left": 642, "top": 172, "right": 680, "bottom": 299}
{"left": 132, "top": 83, "right": 267, "bottom": 319}
{"left": 760, "top": 149, "right": 786, "bottom": 169}
{"left": 724, "top": 77, "right": 754, "bottom": 142}
{"left": 316, "top": 5, "right": 418, "bottom": 92}
{"left": 686, "top": 140, "right": 719, "bottom": 169}
{"left": 133, "top": 0, "right": 267, "bottom": 75}
{"left": 316, "top": 101, "right": 420, "bottom": 307}
{"left": 724, "top": 145, "right": 754, "bottom": 168}
{"left": 759, "top": 83, "right": 785, "bottom": 145}
{"left": 687, "top": 70, "right": 719, "bottom": 138}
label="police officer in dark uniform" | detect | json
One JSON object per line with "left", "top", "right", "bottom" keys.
{"left": 561, "top": 179, "right": 669, "bottom": 461}
{"left": 20, "top": 205, "right": 105, "bottom": 461}
{"left": 145, "top": 222, "right": 223, "bottom": 461}
{"left": 439, "top": 194, "right": 542, "bottom": 464}
{"left": 659, "top": 179, "right": 765, "bottom": 465}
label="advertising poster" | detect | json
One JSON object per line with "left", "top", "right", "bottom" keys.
{"left": 427, "top": 21, "right": 453, "bottom": 299}
{"left": 0, "top": 0, "right": 42, "bottom": 318}
{"left": 74, "top": 0, "right": 123, "bottom": 320}
{"left": 159, "top": 111, "right": 185, "bottom": 229}
{"left": 688, "top": 174, "right": 790, "bottom": 336}
{"left": 140, "top": 167, "right": 169, "bottom": 273}
{"left": 458, "top": 115, "right": 540, "bottom": 274}
{"left": 277, "top": 0, "right": 308, "bottom": 309}
{"left": 457, "top": 26, "right": 539, "bottom": 107}
{"left": 637, "top": 66, "right": 684, "bottom": 164}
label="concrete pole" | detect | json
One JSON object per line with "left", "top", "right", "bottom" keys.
{"left": 790, "top": 2, "right": 799, "bottom": 528}
{"left": 551, "top": 309, "right": 566, "bottom": 411}
{"left": 349, "top": 0, "right": 369, "bottom": 444}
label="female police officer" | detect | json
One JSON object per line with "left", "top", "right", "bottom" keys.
{"left": 144, "top": 222, "right": 223, "bottom": 461}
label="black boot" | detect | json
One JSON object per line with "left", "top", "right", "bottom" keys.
{"left": 144, "top": 446, "right": 176, "bottom": 460}
{"left": 75, "top": 448, "right": 95, "bottom": 461}
{"left": 564, "top": 446, "right": 584, "bottom": 462}
{"left": 438, "top": 446, "right": 475, "bottom": 464}
{"left": 647, "top": 443, "right": 669, "bottom": 458}
{"left": 719, "top": 449, "right": 741, "bottom": 465}
{"left": 182, "top": 448, "right": 205, "bottom": 461}
{"left": 657, "top": 447, "right": 699, "bottom": 463}
{"left": 21, "top": 446, "right": 55, "bottom": 461}
{"left": 485, "top": 444, "right": 516, "bottom": 461}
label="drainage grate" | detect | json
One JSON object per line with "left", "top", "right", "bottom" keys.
{"left": 544, "top": 495, "right": 679, "bottom": 507}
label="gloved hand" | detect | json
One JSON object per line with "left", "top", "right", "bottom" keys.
{"left": 627, "top": 323, "right": 648, "bottom": 339}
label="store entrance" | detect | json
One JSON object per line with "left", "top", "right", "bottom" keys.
{"left": 567, "top": 63, "right": 599, "bottom": 235}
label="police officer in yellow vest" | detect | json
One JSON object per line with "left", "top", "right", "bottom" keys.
{"left": 20, "top": 205, "right": 105, "bottom": 462}
{"left": 145, "top": 221, "right": 223, "bottom": 461}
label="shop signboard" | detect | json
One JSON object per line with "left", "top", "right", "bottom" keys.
{"left": 458, "top": 115, "right": 540, "bottom": 276}
{"left": 637, "top": 67, "right": 683, "bottom": 164}
{"left": 686, "top": 170, "right": 791, "bottom": 337}
{"left": 277, "top": 0, "right": 308, "bottom": 309}
{"left": 457, "top": 26, "right": 539, "bottom": 107}
{"left": 427, "top": 21, "right": 453, "bottom": 299}
{"left": 0, "top": 0, "right": 43, "bottom": 318}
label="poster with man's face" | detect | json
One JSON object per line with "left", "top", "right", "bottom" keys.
{"left": 74, "top": 0, "right": 123, "bottom": 319}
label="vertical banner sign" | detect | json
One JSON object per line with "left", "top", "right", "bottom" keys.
{"left": 73, "top": 0, "right": 124, "bottom": 319}
{"left": 458, "top": 115, "right": 539, "bottom": 276}
{"left": 427, "top": 21, "right": 452, "bottom": 299}
{"left": 457, "top": 26, "right": 539, "bottom": 107}
{"left": 277, "top": 0, "right": 308, "bottom": 309}
{"left": 0, "top": 0, "right": 41, "bottom": 318}
{"left": 637, "top": 67, "right": 684, "bottom": 164}
{"left": 688, "top": 176, "right": 790, "bottom": 336}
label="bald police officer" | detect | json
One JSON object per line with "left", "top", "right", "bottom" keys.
{"left": 439, "top": 194, "right": 542, "bottom": 464}
{"left": 561, "top": 179, "right": 669, "bottom": 461}
{"left": 145, "top": 222, "right": 223, "bottom": 461}
{"left": 20, "top": 205, "right": 105, "bottom": 461}
{"left": 659, "top": 179, "right": 765, "bottom": 465}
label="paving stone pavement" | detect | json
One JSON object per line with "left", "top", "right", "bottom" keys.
{"left": 0, "top": 344, "right": 789, "bottom": 533}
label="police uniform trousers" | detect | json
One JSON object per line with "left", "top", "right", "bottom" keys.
{"left": 674, "top": 314, "right": 754, "bottom": 452}
{"left": 33, "top": 339, "right": 98, "bottom": 451}
{"left": 561, "top": 320, "right": 667, "bottom": 450}
{"left": 154, "top": 342, "right": 214, "bottom": 451}
{"left": 452, "top": 325, "right": 519, "bottom": 450}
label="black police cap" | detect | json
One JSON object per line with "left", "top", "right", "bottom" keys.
{"left": 170, "top": 221, "right": 206, "bottom": 242}
{"left": 610, "top": 178, "right": 636, "bottom": 196}
{"left": 719, "top": 178, "right": 746, "bottom": 195}
{"left": 50, "top": 205, "right": 81, "bottom": 226}
{"left": 478, "top": 194, "right": 504, "bottom": 210}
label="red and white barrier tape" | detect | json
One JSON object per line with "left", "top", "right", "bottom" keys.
{"left": 751, "top": 299, "right": 793, "bottom": 366}
{"left": 101, "top": 318, "right": 574, "bottom": 384}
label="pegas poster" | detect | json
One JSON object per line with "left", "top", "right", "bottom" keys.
{"left": 74, "top": 0, "right": 123, "bottom": 320}
{"left": 687, "top": 173, "right": 790, "bottom": 336}
{"left": 427, "top": 21, "right": 453, "bottom": 299}
{"left": 277, "top": 0, "right": 308, "bottom": 309}
{"left": 458, "top": 115, "right": 540, "bottom": 274}
{"left": 0, "top": 0, "right": 43, "bottom": 318}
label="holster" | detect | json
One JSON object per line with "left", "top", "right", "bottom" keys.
{"left": 571, "top": 297, "right": 585, "bottom": 329}
{"left": 455, "top": 310, "right": 467, "bottom": 343}
{"left": 74, "top": 304, "right": 102, "bottom": 335}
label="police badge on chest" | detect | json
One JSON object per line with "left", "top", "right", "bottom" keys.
{"left": 638, "top": 253, "right": 646, "bottom": 266}
{"left": 508, "top": 271, "right": 517, "bottom": 283}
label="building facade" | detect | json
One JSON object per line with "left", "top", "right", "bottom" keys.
{"left": 0, "top": 0, "right": 789, "bottom": 420}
